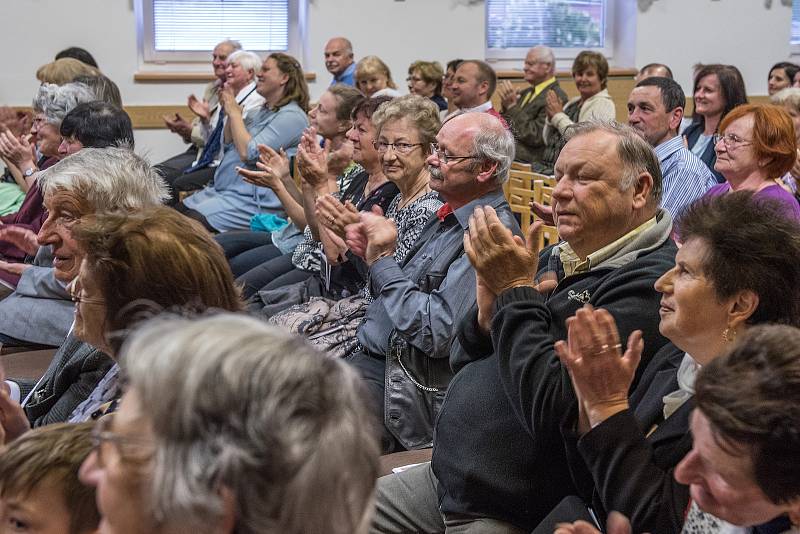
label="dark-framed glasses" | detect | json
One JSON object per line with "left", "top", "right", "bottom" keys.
{"left": 429, "top": 142, "right": 478, "bottom": 165}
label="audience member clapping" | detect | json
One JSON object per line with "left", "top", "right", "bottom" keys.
{"left": 80, "top": 313, "right": 380, "bottom": 534}
{"left": 540, "top": 192, "right": 800, "bottom": 533}
{"left": 535, "top": 51, "right": 616, "bottom": 174}
{"left": 683, "top": 64, "right": 748, "bottom": 181}
{"left": 552, "top": 324, "right": 800, "bottom": 534}
{"left": 702, "top": 103, "right": 800, "bottom": 220}
{"left": 219, "top": 84, "right": 362, "bottom": 299}
{"left": 178, "top": 52, "right": 309, "bottom": 232}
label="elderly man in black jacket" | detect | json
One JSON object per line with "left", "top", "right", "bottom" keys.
{"left": 371, "top": 121, "right": 677, "bottom": 533}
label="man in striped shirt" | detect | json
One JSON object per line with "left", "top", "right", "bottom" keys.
{"left": 628, "top": 76, "right": 717, "bottom": 219}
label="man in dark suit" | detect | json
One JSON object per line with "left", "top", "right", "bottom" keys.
{"left": 498, "top": 46, "right": 568, "bottom": 164}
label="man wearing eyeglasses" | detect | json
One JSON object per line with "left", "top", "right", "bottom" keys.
{"left": 497, "top": 46, "right": 568, "bottom": 164}
{"left": 344, "top": 112, "right": 519, "bottom": 455}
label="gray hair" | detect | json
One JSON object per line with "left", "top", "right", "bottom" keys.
{"left": 218, "top": 39, "right": 242, "bottom": 52}
{"left": 372, "top": 94, "right": 441, "bottom": 149}
{"left": 772, "top": 87, "right": 800, "bottom": 115}
{"left": 38, "top": 147, "right": 169, "bottom": 210}
{"left": 227, "top": 50, "right": 261, "bottom": 74}
{"left": 32, "top": 82, "right": 96, "bottom": 125}
{"left": 530, "top": 45, "right": 556, "bottom": 66}
{"left": 564, "top": 120, "right": 663, "bottom": 204}
{"left": 121, "top": 313, "right": 380, "bottom": 534}
{"left": 468, "top": 112, "right": 515, "bottom": 185}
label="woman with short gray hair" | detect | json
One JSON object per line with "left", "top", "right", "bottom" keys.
{"left": 80, "top": 313, "right": 380, "bottom": 534}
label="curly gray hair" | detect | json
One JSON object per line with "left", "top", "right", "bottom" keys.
{"left": 32, "top": 82, "right": 96, "bottom": 125}
{"left": 121, "top": 313, "right": 380, "bottom": 534}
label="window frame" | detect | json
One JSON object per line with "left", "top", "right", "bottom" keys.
{"left": 136, "top": 0, "right": 306, "bottom": 65}
{"left": 484, "top": 0, "right": 616, "bottom": 63}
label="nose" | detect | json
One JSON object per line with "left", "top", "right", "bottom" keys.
{"left": 58, "top": 139, "right": 69, "bottom": 155}
{"left": 37, "top": 214, "right": 57, "bottom": 246}
{"left": 78, "top": 449, "right": 102, "bottom": 487}
{"left": 674, "top": 448, "right": 701, "bottom": 486}
{"left": 551, "top": 176, "right": 571, "bottom": 205}
{"left": 654, "top": 266, "right": 674, "bottom": 293}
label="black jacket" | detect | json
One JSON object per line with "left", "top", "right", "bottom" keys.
{"left": 433, "top": 211, "right": 677, "bottom": 530}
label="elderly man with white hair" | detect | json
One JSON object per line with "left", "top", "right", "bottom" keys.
{"left": 497, "top": 45, "right": 568, "bottom": 163}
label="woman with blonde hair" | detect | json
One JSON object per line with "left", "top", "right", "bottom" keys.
{"left": 36, "top": 57, "right": 101, "bottom": 85}
{"left": 407, "top": 60, "right": 447, "bottom": 111}
{"left": 355, "top": 55, "right": 400, "bottom": 98}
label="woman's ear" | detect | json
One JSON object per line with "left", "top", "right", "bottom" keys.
{"left": 728, "top": 289, "right": 759, "bottom": 329}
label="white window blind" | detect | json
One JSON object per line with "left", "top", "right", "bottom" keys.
{"left": 487, "top": 0, "right": 606, "bottom": 50}
{"left": 152, "top": 0, "right": 289, "bottom": 52}
{"left": 792, "top": 0, "right": 800, "bottom": 45}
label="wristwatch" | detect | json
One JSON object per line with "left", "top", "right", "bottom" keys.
{"left": 22, "top": 167, "right": 36, "bottom": 178}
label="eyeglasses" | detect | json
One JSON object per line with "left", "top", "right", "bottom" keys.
{"left": 373, "top": 141, "right": 424, "bottom": 154}
{"left": 67, "top": 277, "right": 105, "bottom": 306}
{"left": 90, "top": 414, "right": 153, "bottom": 468}
{"left": 429, "top": 142, "right": 478, "bottom": 165}
{"left": 713, "top": 133, "right": 752, "bottom": 149}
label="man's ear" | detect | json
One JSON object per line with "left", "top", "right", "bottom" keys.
{"left": 669, "top": 107, "right": 684, "bottom": 133}
{"left": 632, "top": 171, "right": 654, "bottom": 209}
{"left": 475, "top": 160, "right": 499, "bottom": 185}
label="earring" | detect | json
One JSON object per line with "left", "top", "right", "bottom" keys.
{"left": 723, "top": 326, "right": 737, "bottom": 343}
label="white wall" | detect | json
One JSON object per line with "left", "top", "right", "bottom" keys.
{"left": 1, "top": 0, "right": 794, "bottom": 162}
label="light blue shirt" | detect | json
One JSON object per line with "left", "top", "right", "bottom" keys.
{"left": 655, "top": 135, "right": 717, "bottom": 219}
{"left": 184, "top": 101, "right": 308, "bottom": 232}
{"left": 331, "top": 63, "right": 356, "bottom": 86}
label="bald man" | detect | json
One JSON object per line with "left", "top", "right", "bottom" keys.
{"left": 324, "top": 37, "right": 356, "bottom": 86}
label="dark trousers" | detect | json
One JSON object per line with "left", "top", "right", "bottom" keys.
{"left": 237, "top": 252, "right": 314, "bottom": 299}
{"left": 174, "top": 202, "right": 217, "bottom": 234}
{"left": 155, "top": 148, "right": 215, "bottom": 205}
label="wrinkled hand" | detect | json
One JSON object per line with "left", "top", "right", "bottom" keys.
{"left": 545, "top": 89, "right": 564, "bottom": 119}
{"left": 464, "top": 206, "right": 542, "bottom": 296}
{"left": 0, "top": 260, "right": 32, "bottom": 276}
{"left": 327, "top": 140, "right": 354, "bottom": 177}
{"left": 163, "top": 113, "right": 192, "bottom": 142}
{"left": 555, "top": 512, "right": 633, "bottom": 534}
{"left": 0, "top": 358, "right": 31, "bottom": 444}
{"left": 297, "top": 127, "right": 330, "bottom": 188}
{"left": 237, "top": 145, "right": 290, "bottom": 190}
{"left": 475, "top": 275, "right": 497, "bottom": 334}
{"left": 316, "top": 195, "right": 359, "bottom": 238}
{"left": 0, "top": 128, "right": 34, "bottom": 168}
{"left": 0, "top": 226, "right": 39, "bottom": 256}
{"left": 530, "top": 200, "right": 555, "bottom": 226}
{"left": 0, "top": 108, "right": 31, "bottom": 137}
{"left": 555, "top": 305, "right": 643, "bottom": 431}
{"left": 219, "top": 85, "right": 241, "bottom": 117}
{"left": 497, "top": 80, "right": 519, "bottom": 110}
{"left": 344, "top": 206, "right": 396, "bottom": 265}
{"left": 187, "top": 94, "right": 211, "bottom": 122}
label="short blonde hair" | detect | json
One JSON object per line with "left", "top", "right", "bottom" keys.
{"left": 408, "top": 60, "right": 444, "bottom": 95}
{"left": 36, "top": 57, "right": 101, "bottom": 85}
{"left": 372, "top": 94, "right": 441, "bottom": 150}
{"left": 356, "top": 55, "right": 397, "bottom": 89}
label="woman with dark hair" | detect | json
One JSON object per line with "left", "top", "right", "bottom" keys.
{"left": 703, "top": 103, "right": 800, "bottom": 220}
{"left": 683, "top": 64, "right": 748, "bottom": 181}
{"left": 539, "top": 192, "right": 800, "bottom": 534}
{"left": 442, "top": 59, "right": 463, "bottom": 117}
{"left": 178, "top": 52, "right": 309, "bottom": 233}
{"left": 58, "top": 101, "right": 133, "bottom": 157}
{"left": 768, "top": 61, "right": 799, "bottom": 96}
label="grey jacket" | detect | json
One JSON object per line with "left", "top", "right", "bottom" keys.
{"left": 0, "top": 246, "right": 75, "bottom": 346}
{"left": 16, "top": 333, "right": 114, "bottom": 427}
{"left": 502, "top": 80, "right": 568, "bottom": 164}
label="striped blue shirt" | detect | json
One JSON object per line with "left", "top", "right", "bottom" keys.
{"left": 655, "top": 135, "right": 717, "bottom": 219}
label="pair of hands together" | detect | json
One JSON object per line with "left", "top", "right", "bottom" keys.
{"left": 464, "top": 207, "right": 641, "bottom": 433}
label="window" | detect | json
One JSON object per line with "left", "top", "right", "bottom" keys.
{"left": 137, "top": 0, "right": 305, "bottom": 63}
{"left": 485, "top": 0, "right": 613, "bottom": 61}
{"left": 792, "top": 0, "right": 800, "bottom": 53}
